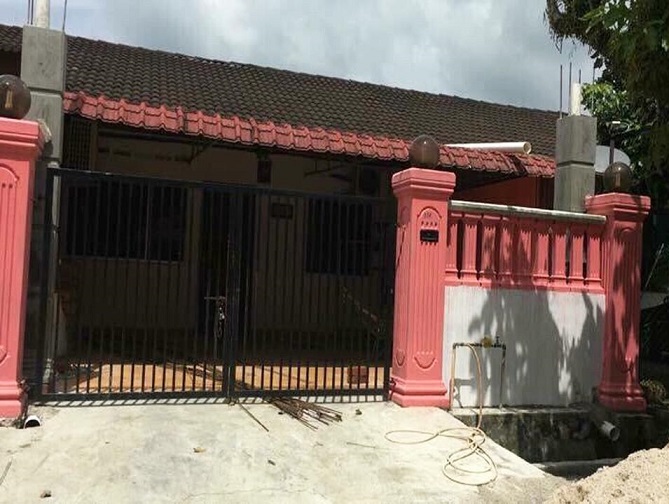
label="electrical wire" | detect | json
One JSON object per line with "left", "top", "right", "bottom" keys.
{"left": 384, "top": 343, "right": 498, "bottom": 486}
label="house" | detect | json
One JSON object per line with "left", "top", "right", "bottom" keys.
{"left": 0, "top": 23, "right": 572, "bottom": 403}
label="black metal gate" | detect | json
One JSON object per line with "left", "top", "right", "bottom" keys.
{"left": 36, "top": 168, "right": 396, "bottom": 400}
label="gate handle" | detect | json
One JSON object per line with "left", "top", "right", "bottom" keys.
{"left": 204, "top": 296, "right": 227, "bottom": 328}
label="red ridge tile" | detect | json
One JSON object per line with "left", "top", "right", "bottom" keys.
{"left": 64, "top": 91, "right": 554, "bottom": 176}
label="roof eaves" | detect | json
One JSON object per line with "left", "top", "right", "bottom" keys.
{"left": 64, "top": 91, "right": 555, "bottom": 177}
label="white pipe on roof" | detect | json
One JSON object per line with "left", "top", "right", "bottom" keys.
{"left": 446, "top": 141, "right": 532, "bottom": 155}
{"left": 570, "top": 83, "right": 582, "bottom": 116}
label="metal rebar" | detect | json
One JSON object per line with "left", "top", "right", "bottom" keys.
{"left": 237, "top": 402, "right": 269, "bottom": 432}
{"left": 0, "top": 460, "right": 11, "bottom": 487}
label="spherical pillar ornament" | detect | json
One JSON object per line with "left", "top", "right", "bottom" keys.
{"left": 0, "top": 75, "right": 32, "bottom": 120}
{"left": 603, "top": 161, "right": 633, "bottom": 193}
{"left": 409, "top": 134, "right": 440, "bottom": 169}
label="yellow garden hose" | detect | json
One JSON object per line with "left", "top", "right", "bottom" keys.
{"left": 385, "top": 344, "right": 498, "bottom": 486}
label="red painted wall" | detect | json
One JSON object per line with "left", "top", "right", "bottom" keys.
{"left": 455, "top": 177, "right": 553, "bottom": 209}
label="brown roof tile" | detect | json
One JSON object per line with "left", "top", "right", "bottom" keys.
{"left": 1, "top": 23, "right": 557, "bottom": 174}
{"left": 0, "top": 24, "right": 20, "bottom": 52}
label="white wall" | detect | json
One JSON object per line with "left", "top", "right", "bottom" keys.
{"left": 443, "top": 286, "right": 605, "bottom": 408}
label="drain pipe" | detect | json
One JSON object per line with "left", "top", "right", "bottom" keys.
{"left": 445, "top": 142, "right": 532, "bottom": 155}
{"left": 589, "top": 403, "right": 621, "bottom": 442}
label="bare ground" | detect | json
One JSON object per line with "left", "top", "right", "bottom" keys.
{"left": 546, "top": 444, "right": 669, "bottom": 504}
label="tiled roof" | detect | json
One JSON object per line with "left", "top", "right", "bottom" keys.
{"left": 0, "top": 24, "right": 20, "bottom": 52}
{"left": 1, "top": 24, "right": 557, "bottom": 176}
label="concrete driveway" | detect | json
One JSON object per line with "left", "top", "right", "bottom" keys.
{"left": 0, "top": 401, "right": 562, "bottom": 503}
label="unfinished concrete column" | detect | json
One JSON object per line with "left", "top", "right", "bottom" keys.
{"left": 390, "top": 168, "right": 455, "bottom": 407}
{"left": 20, "top": 22, "right": 66, "bottom": 386}
{"left": 21, "top": 25, "right": 65, "bottom": 160}
{"left": 553, "top": 113, "right": 597, "bottom": 212}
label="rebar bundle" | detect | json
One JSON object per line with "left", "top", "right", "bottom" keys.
{"left": 269, "top": 397, "right": 342, "bottom": 430}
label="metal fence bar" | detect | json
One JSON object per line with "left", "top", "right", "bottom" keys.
{"left": 296, "top": 197, "right": 309, "bottom": 394}
{"left": 287, "top": 195, "right": 298, "bottom": 391}
{"left": 105, "top": 178, "right": 119, "bottom": 394}
{"left": 213, "top": 190, "right": 227, "bottom": 392}
{"left": 119, "top": 181, "right": 133, "bottom": 393}
{"left": 70, "top": 182, "right": 83, "bottom": 393}
{"left": 170, "top": 185, "right": 185, "bottom": 394}
{"left": 140, "top": 182, "right": 152, "bottom": 394}
{"left": 161, "top": 186, "right": 177, "bottom": 392}
{"left": 149, "top": 185, "right": 162, "bottom": 393}
{"left": 36, "top": 168, "right": 395, "bottom": 401}
{"left": 228, "top": 192, "right": 245, "bottom": 397}
{"left": 180, "top": 186, "right": 198, "bottom": 392}
{"left": 269, "top": 194, "right": 280, "bottom": 392}
{"left": 36, "top": 170, "right": 54, "bottom": 396}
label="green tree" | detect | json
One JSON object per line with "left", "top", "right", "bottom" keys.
{"left": 546, "top": 0, "right": 669, "bottom": 206}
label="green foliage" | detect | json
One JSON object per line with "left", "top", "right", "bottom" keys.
{"left": 581, "top": 81, "right": 667, "bottom": 203}
{"left": 546, "top": 0, "right": 669, "bottom": 207}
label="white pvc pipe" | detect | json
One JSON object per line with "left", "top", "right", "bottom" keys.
{"left": 34, "top": 0, "right": 50, "bottom": 28}
{"left": 23, "top": 415, "right": 42, "bottom": 428}
{"left": 570, "top": 82, "right": 582, "bottom": 116}
{"left": 445, "top": 141, "right": 532, "bottom": 155}
{"left": 599, "top": 420, "right": 620, "bottom": 442}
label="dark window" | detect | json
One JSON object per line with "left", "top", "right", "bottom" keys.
{"left": 306, "top": 200, "right": 372, "bottom": 276}
{"left": 64, "top": 181, "right": 186, "bottom": 261}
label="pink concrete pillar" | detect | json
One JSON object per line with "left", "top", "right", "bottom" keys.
{"left": 0, "top": 118, "right": 44, "bottom": 419}
{"left": 586, "top": 193, "right": 651, "bottom": 412}
{"left": 391, "top": 168, "right": 455, "bottom": 407}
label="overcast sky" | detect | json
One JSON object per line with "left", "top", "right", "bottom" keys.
{"left": 1, "top": 0, "right": 593, "bottom": 111}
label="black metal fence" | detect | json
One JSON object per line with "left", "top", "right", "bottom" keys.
{"left": 36, "top": 168, "right": 396, "bottom": 400}
{"left": 641, "top": 210, "right": 669, "bottom": 363}
{"left": 641, "top": 295, "right": 669, "bottom": 363}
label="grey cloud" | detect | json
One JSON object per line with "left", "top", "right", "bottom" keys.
{"left": 1, "top": 0, "right": 593, "bottom": 111}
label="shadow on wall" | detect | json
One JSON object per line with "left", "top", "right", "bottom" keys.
{"left": 450, "top": 234, "right": 605, "bottom": 408}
